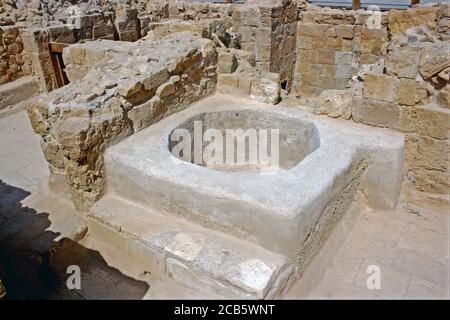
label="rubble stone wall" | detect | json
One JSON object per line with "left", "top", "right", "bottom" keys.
{"left": 19, "top": 11, "right": 132, "bottom": 91}
{"left": 27, "top": 32, "right": 217, "bottom": 210}
{"left": 168, "top": 1, "right": 235, "bottom": 21}
{"left": 0, "top": 25, "right": 30, "bottom": 85}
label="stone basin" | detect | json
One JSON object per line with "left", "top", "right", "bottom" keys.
{"left": 104, "top": 95, "right": 404, "bottom": 258}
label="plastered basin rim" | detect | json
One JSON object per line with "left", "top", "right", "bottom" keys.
{"left": 168, "top": 109, "right": 321, "bottom": 173}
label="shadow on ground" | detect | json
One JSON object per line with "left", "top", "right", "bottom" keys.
{"left": 0, "top": 179, "right": 149, "bottom": 299}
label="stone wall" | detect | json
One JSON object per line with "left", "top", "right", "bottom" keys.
{"left": 310, "top": 4, "right": 449, "bottom": 199}
{"left": 0, "top": 25, "right": 30, "bottom": 84}
{"left": 294, "top": 6, "right": 388, "bottom": 96}
{"left": 232, "top": 0, "right": 299, "bottom": 91}
{"left": 0, "top": 2, "right": 154, "bottom": 90}
{"left": 19, "top": 11, "right": 130, "bottom": 91}
{"left": 27, "top": 32, "right": 217, "bottom": 210}
{"left": 353, "top": 5, "right": 449, "bottom": 197}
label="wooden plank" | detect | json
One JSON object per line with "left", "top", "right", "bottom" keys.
{"left": 410, "top": 0, "right": 420, "bottom": 5}
{"left": 55, "top": 53, "right": 70, "bottom": 86}
{"left": 49, "top": 42, "right": 69, "bottom": 54}
{"left": 50, "top": 51, "right": 64, "bottom": 88}
{"left": 352, "top": 0, "right": 361, "bottom": 9}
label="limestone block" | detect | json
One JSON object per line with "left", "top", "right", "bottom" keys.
{"left": 63, "top": 46, "right": 86, "bottom": 65}
{"left": 0, "top": 76, "right": 39, "bottom": 110}
{"left": 27, "top": 100, "right": 49, "bottom": 136}
{"left": 41, "top": 135, "right": 65, "bottom": 171}
{"left": 363, "top": 73, "right": 398, "bottom": 102}
{"left": 128, "top": 96, "right": 165, "bottom": 132}
{"left": 398, "top": 104, "right": 450, "bottom": 140}
{"left": 47, "top": 25, "right": 76, "bottom": 44}
{"left": 297, "top": 37, "right": 313, "bottom": 50}
{"left": 418, "top": 42, "right": 450, "bottom": 80}
{"left": 336, "top": 25, "right": 354, "bottom": 39}
{"left": 217, "top": 50, "right": 237, "bottom": 74}
{"left": 405, "top": 134, "right": 448, "bottom": 172}
{"left": 395, "top": 79, "right": 430, "bottom": 106}
{"left": 217, "top": 73, "right": 239, "bottom": 94}
{"left": 360, "top": 53, "right": 379, "bottom": 65}
{"left": 360, "top": 39, "right": 383, "bottom": 55}
{"left": 317, "top": 50, "right": 335, "bottom": 65}
{"left": 295, "top": 83, "right": 322, "bottom": 97}
{"left": 231, "top": 49, "right": 255, "bottom": 68}
{"left": 245, "top": 6, "right": 260, "bottom": 27}
{"left": 156, "top": 81, "right": 176, "bottom": 99}
{"left": 249, "top": 73, "right": 280, "bottom": 105}
{"left": 342, "top": 39, "right": 353, "bottom": 52}
{"left": 93, "top": 23, "right": 114, "bottom": 40}
{"left": 314, "top": 89, "right": 352, "bottom": 119}
{"left": 361, "top": 27, "right": 387, "bottom": 41}
{"left": 352, "top": 98, "right": 400, "bottom": 129}
{"left": 322, "top": 64, "right": 337, "bottom": 79}
{"left": 436, "top": 85, "right": 449, "bottom": 109}
{"left": 118, "top": 80, "right": 143, "bottom": 98}
{"left": 335, "top": 51, "right": 353, "bottom": 66}
{"left": 405, "top": 134, "right": 449, "bottom": 194}
{"left": 297, "top": 23, "right": 328, "bottom": 38}
{"left": 388, "top": 7, "right": 439, "bottom": 34}
{"left": 239, "top": 26, "right": 256, "bottom": 46}
{"left": 327, "top": 37, "right": 343, "bottom": 50}
{"left": 56, "top": 117, "right": 92, "bottom": 161}
{"left": 236, "top": 72, "right": 253, "bottom": 96}
{"left": 407, "top": 167, "right": 449, "bottom": 195}
{"left": 385, "top": 46, "right": 422, "bottom": 79}
{"left": 73, "top": 27, "right": 93, "bottom": 42}
{"left": 312, "top": 38, "right": 326, "bottom": 50}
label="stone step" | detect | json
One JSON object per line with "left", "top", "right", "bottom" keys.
{"left": 88, "top": 193, "right": 293, "bottom": 299}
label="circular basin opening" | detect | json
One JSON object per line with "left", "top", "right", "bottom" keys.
{"left": 169, "top": 110, "right": 320, "bottom": 172}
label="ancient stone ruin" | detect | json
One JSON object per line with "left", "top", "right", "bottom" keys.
{"left": 0, "top": 0, "right": 448, "bottom": 300}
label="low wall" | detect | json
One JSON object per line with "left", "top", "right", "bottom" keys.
{"left": 27, "top": 32, "right": 218, "bottom": 210}
{"left": 0, "top": 26, "right": 31, "bottom": 85}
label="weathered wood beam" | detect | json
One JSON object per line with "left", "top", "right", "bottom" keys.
{"left": 48, "top": 42, "right": 69, "bottom": 54}
{"left": 352, "top": 0, "right": 360, "bottom": 10}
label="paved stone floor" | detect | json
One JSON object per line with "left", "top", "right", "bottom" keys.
{"left": 287, "top": 201, "right": 449, "bottom": 299}
{"left": 0, "top": 111, "right": 448, "bottom": 299}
